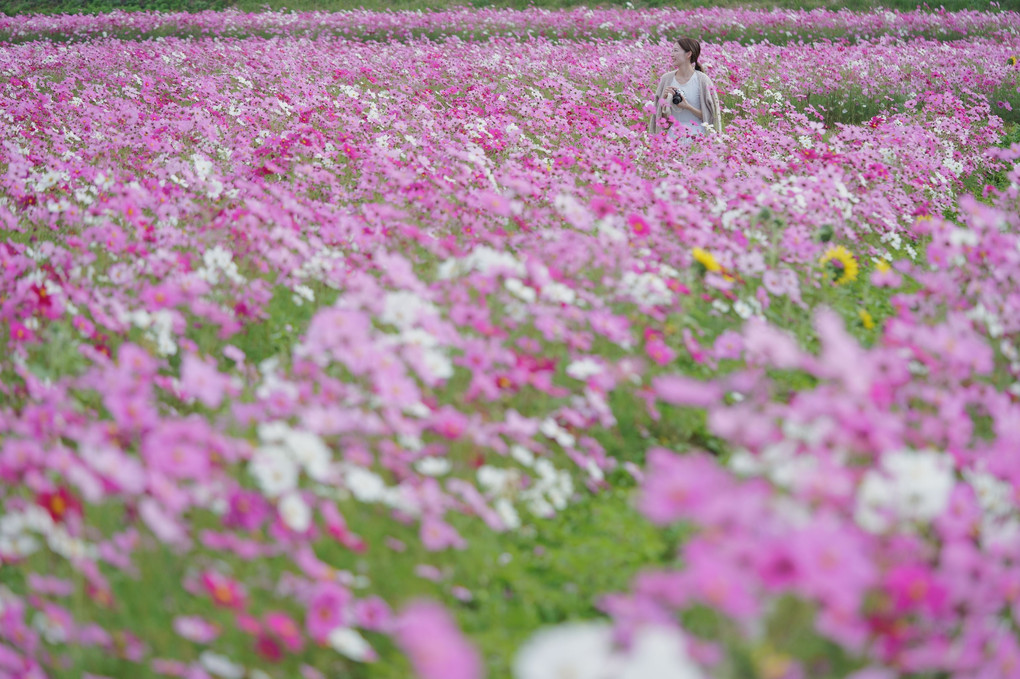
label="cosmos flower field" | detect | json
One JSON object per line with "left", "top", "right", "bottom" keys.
{"left": 2, "top": 7, "right": 1020, "bottom": 679}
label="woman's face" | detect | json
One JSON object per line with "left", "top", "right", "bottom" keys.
{"left": 671, "top": 44, "right": 693, "bottom": 67}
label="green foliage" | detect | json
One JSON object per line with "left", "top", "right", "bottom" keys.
{"left": 3, "top": 0, "right": 232, "bottom": 14}
{"left": 2, "top": 0, "right": 1011, "bottom": 17}
{"left": 4, "top": 484, "right": 678, "bottom": 678}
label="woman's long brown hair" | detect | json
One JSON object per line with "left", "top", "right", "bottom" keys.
{"left": 676, "top": 37, "right": 703, "bottom": 72}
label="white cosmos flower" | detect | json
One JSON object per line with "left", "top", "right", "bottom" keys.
{"left": 510, "top": 445, "right": 535, "bottom": 467}
{"left": 344, "top": 465, "right": 387, "bottom": 503}
{"left": 283, "top": 429, "right": 332, "bottom": 482}
{"left": 541, "top": 281, "right": 576, "bottom": 305}
{"left": 514, "top": 622, "right": 704, "bottom": 679}
{"left": 618, "top": 625, "right": 706, "bottom": 679}
{"left": 381, "top": 291, "right": 432, "bottom": 329}
{"left": 514, "top": 622, "right": 619, "bottom": 679}
{"left": 566, "top": 358, "right": 603, "bottom": 381}
{"left": 199, "top": 651, "right": 245, "bottom": 679}
{"left": 415, "top": 457, "right": 452, "bottom": 477}
{"left": 421, "top": 348, "right": 454, "bottom": 380}
{"left": 505, "top": 278, "right": 537, "bottom": 303}
{"left": 278, "top": 492, "right": 312, "bottom": 533}
{"left": 329, "top": 627, "right": 375, "bottom": 662}
{"left": 855, "top": 449, "right": 954, "bottom": 533}
{"left": 494, "top": 498, "right": 521, "bottom": 530}
{"left": 250, "top": 445, "right": 299, "bottom": 497}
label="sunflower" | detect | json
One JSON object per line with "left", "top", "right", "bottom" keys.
{"left": 692, "top": 247, "right": 722, "bottom": 273}
{"left": 819, "top": 245, "right": 859, "bottom": 285}
{"left": 858, "top": 308, "right": 875, "bottom": 330}
{"left": 1009, "top": 56, "right": 1018, "bottom": 66}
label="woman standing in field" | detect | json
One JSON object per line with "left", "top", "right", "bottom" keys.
{"left": 647, "top": 37, "right": 723, "bottom": 140}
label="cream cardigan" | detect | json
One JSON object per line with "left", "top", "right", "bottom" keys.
{"left": 647, "top": 69, "right": 723, "bottom": 135}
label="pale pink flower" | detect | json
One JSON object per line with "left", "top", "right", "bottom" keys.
{"left": 395, "top": 601, "right": 481, "bottom": 679}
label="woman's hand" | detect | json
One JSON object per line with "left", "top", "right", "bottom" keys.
{"left": 667, "top": 87, "right": 693, "bottom": 111}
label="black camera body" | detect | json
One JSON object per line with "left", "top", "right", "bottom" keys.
{"left": 671, "top": 91, "right": 684, "bottom": 106}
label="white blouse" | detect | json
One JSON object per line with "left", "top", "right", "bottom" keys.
{"left": 668, "top": 73, "right": 704, "bottom": 138}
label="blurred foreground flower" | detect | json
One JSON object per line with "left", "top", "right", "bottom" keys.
{"left": 396, "top": 601, "right": 482, "bottom": 679}
{"left": 513, "top": 621, "right": 704, "bottom": 679}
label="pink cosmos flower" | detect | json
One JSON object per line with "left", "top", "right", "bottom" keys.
{"left": 305, "top": 581, "right": 350, "bottom": 643}
{"left": 264, "top": 611, "right": 304, "bottom": 652}
{"left": 318, "top": 500, "right": 366, "bottom": 552}
{"left": 395, "top": 601, "right": 481, "bottom": 679}
{"left": 27, "top": 574, "right": 74, "bottom": 597}
{"left": 173, "top": 616, "right": 220, "bottom": 644}
{"left": 34, "top": 486, "right": 82, "bottom": 524}
{"left": 420, "top": 516, "right": 467, "bottom": 551}
{"left": 354, "top": 596, "right": 393, "bottom": 632}
{"left": 141, "top": 418, "right": 212, "bottom": 480}
{"left": 139, "top": 498, "right": 191, "bottom": 549}
{"left": 430, "top": 406, "right": 470, "bottom": 440}
{"left": 8, "top": 321, "right": 34, "bottom": 344}
{"left": 645, "top": 338, "right": 676, "bottom": 366}
{"left": 200, "top": 571, "right": 246, "bottom": 611}
{"left": 627, "top": 213, "right": 651, "bottom": 237}
{"left": 180, "top": 353, "right": 232, "bottom": 408}
{"left": 712, "top": 330, "right": 744, "bottom": 361}
{"left": 222, "top": 489, "right": 271, "bottom": 532}
{"left": 0, "top": 644, "right": 25, "bottom": 672}
{"left": 255, "top": 632, "right": 284, "bottom": 663}
{"left": 638, "top": 449, "right": 733, "bottom": 524}
{"left": 883, "top": 563, "right": 948, "bottom": 616}
{"left": 652, "top": 375, "right": 723, "bottom": 408}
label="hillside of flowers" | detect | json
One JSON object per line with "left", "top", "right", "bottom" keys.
{"left": 3, "top": 7, "right": 1020, "bottom": 44}
{"left": 2, "top": 7, "right": 1020, "bottom": 679}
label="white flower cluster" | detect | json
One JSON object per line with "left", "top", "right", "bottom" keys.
{"left": 378, "top": 292, "right": 453, "bottom": 384}
{"left": 618, "top": 271, "right": 672, "bottom": 307}
{"left": 506, "top": 277, "right": 537, "bottom": 304}
{"left": 522, "top": 457, "right": 574, "bottom": 518}
{"left": 565, "top": 357, "right": 603, "bottom": 381}
{"left": 335, "top": 463, "right": 420, "bottom": 516}
{"left": 414, "top": 456, "right": 452, "bottom": 477}
{"left": 251, "top": 422, "right": 333, "bottom": 494}
{"left": 249, "top": 423, "right": 337, "bottom": 532}
{"left": 191, "top": 153, "right": 223, "bottom": 199}
{"left": 254, "top": 357, "right": 300, "bottom": 402}
{"left": 0, "top": 505, "right": 97, "bottom": 562}
{"left": 292, "top": 247, "right": 345, "bottom": 285}
{"left": 380, "top": 290, "right": 436, "bottom": 330}
{"left": 477, "top": 465, "right": 523, "bottom": 530}
{"left": 196, "top": 246, "right": 244, "bottom": 286}
{"left": 477, "top": 448, "right": 574, "bottom": 525}
{"left": 129, "top": 308, "right": 178, "bottom": 357}
{"left": 964, "top": 469, "right": 1020, "bottom": 548}
{"left": 436, "top": 246, "right": 525, "bottom": 280}
{"left": 539, "top": 418, "right": 576, "bottom": 449}
{"left": 855, "top": 449, "right": 955, "bottom": 533}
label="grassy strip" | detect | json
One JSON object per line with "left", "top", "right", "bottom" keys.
{"left": 1, "top": 0, "right": 1009, "bottom": 16}
{"left": 0, "top": 25, "right": 1009, "bottom": 48}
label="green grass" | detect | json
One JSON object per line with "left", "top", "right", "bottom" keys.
{"left": 1, "top": 0, "right": 1014, "bottom": 15}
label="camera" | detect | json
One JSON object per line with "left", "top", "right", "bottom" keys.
{"left": 672, "top": 91, "right": 684, "bottom": 106}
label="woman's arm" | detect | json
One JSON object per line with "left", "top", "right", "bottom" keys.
{"left": 680, "top": 100, "right": 705, "bottom": 120}
{"left": 699, "top": 73, "right": 723, "bottom": 133}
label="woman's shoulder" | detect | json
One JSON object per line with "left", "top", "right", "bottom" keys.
{"left": 656, "top": 70, "right": 676, "bottom": 84}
